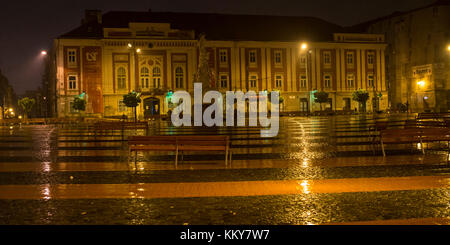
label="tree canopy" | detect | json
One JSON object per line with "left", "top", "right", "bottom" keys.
{"left": 72, "top": 97, "right": 86, "bottom": 111}
{"left": 18, "top": 97, "right": 35, "bottom": 118}
{"left": 352, "top": 90, "right": 370, "bottom": 112}
{"left": 313, "top": 91, "right": 329, "bottom": 111}
{"left": 123, "top": 92, "right": 141, "bottom": 108}
{"left": 123, "top": 92, "right": 141, "bottom": 122}
{"left": 352, "top": 90, "right": 370, "bottom": 103}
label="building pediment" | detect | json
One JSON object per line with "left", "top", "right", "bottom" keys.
{"left": 104, "top": 22, "right": 195, "bottom": 39}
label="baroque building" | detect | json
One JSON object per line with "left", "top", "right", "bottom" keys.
{"left": 49, "top": 10, "right": 387, "bottom": 118}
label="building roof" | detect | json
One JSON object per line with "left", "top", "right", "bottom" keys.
{"left": 60, "top": 11, "right": 346, "bottom": 42}
{"left": 349, "top": 0, "right": 450, "bottom": 32}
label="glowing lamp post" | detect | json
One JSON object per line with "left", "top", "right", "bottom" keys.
{"left": 300, "top": 42, "right": 313, "bottom": 113}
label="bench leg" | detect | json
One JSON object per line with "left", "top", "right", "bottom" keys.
{"left": 128, "top": 149, "right": 131, "bottom": 165}
{"left": 225, "top": 149, "right": 228, "bottom": 167}
{"left": 381, "top": 141, "right": 386, "bottom": 157}
{"left": 133, "top": 150, "right": 137, "bottom": 171}
{"left": 175, "top": 146, "right": 179, "bottom": 168}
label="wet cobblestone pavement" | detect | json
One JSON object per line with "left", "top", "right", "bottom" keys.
{"left": 0, "top": 114, "right": 449, "bottom": 225}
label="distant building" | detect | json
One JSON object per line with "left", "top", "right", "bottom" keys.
{"left": 360, "top": 0, "right": 450, "bottom": 112}
{"left": 49, "top": 10, "right": 387, "bottom": 118}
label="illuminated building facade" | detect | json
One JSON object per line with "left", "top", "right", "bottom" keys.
{"left": 362, "top": 0, "right": 450, "bottom": 112}
{"left": 49, "top": 10, "right": 387, "bottom": 118}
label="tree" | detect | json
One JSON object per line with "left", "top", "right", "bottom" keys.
{"left": 123, "top": 92, "right": 141, "bottom": 122}
{"left": 313, "top": 91, "right": 329, "bottom": 111}
{"left": 72, "top": 97, "right": 86, "bottom": 112}
{"left": 352, "top": 90, "right": 370, "bottom": 112}
{"left": 18, "top": 97, "right": 35, "bottom": 119}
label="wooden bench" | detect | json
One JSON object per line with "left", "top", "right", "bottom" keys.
{"left": 380, "top": 128, "right": 450, "bottom": 157}
{"left": 380, "top": 128, "right": 423, "bottom": 157}
{"left": 93, "top": 121, "right": 148, "bottom": 140}
{"left": 128, "top": 135, "right": 231, "bottom": 165}
{"left": 420, "top": 128, "right": 450, "bottom": 144}
{"left": 417, "top": 112, "right": 450, "bottom": 120}
{"left": 406, "top": 118, "right": 449, "bottom": 128}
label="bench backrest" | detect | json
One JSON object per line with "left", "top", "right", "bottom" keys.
{"left": 177, "top": 135, "right": 229, "bottom": 146}
{"left": 128, "top": 136, "right": 178, "bottom": 145}
{"left": 417, "top": 112, "right": 450, "bottom": 120}
{"left": 381, "top": 128, "right": 450, "bottom": 139}
{"left": 420, "top": 128, "right": 450, "bottom": 137}
{"left": 381, "top": 128, "right": 422, "bottom": 137}
{"left": 128, "top": 135, "right": 229, "bottom": 146}
{"left": 94, "top": 122, "right": 148, "bottom": 127}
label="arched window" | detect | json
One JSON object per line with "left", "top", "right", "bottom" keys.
{"left": 140, "top": 67, "right": 150, "bottom": 89}
{"left": 117, "top": 67, "right": 126, "bottom": 90}
{"left": 152, "top": 66, "right": 161, "bottom": 88}
{"left": 175, "top": 67, "right": 184, "bottom": 88}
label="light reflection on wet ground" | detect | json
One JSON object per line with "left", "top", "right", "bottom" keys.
{"left": 0, "top": 114, "right": 449, "bottom": 225}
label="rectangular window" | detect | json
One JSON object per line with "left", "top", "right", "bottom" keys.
{"left": 323, "top": 51, "right": 331, "bottom": 65}
{"left": 219, "top": 74, "right": 228, "bottom": 88}
{"left": 346, "top": 52, "right": 354, "bottom": 65}
{"left": 324, "top": 74, "right": 332, "bottom": 88}
{"left": 368, "top": 74, "right": 374, "bottom": 88}
{"left": 275, "top": 75, "right": 283, "bottom": 88}
{"left": 346, "top": 74, "right": 355, "bottom": 88}
{"left": 118, "top": 100, "right": 127, "bottom": 112}
{"left": 274, "top": 50, "right": 282, "bottom": 66}
{"left": 300, "top": 75, "right": 307, "bottom": 89}
{"left": 249, "top": 75, "right": 257, "bottom": 88}
{"left": 117, "top": 67, "right": 127, "bottom": 90}
{"left": 219, "top": 49, "right": 228, "bottom": 64}
{"left": 249, "top": 50, "right": 257, "bottom": 65}
{"left": 67, "top": 49, "right": 77, "bottom": 67}
{"left": 68, "top": 74, "right": 77, "bottom": 90}
{"left": 367, "top": 52, "right": 375, "bottom": 65}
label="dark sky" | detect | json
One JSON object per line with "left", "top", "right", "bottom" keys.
{"left": 0, "top": 0, "right": 435, "bottom": 95}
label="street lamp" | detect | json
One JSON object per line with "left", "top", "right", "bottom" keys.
{"left": 417, "top": 80, "right": 425, "bottom": 87}
{"left": 301, "top": 43, "right": 308, "bottom": 51}
{"left": 300, "top": 42, "right": 313, "bottom": 113}
{"left": 41, "top": 50, "right": 47, "bottom": 56}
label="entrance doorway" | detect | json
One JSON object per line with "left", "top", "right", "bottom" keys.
{"left": 300, "top": 98, "right": 309, "bottom": 112}
{"left": 343, "top": 98, "right": 351, "bottom": 111}
{"left": 326, "top": 98, "right": 333, "bottom": 111}
{"left": 144, "top": 97, "right": 160, "bottom": 119}
{"left": 372, "top": 98, "right": 379, "bottom": 112}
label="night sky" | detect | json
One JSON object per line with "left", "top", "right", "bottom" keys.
{"left": 0, "top": 0, "right": 435, "bottom": 95}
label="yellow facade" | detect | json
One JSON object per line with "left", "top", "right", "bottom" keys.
{"left": 52, "top": 13, "right": 387, "bottom": 118}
